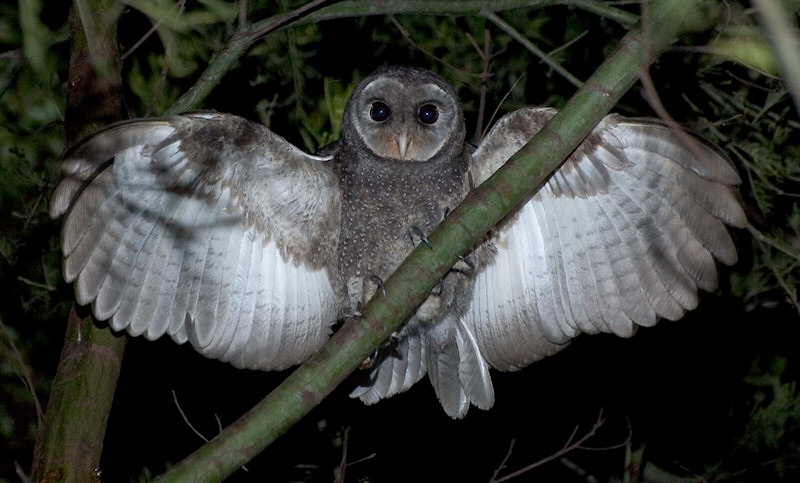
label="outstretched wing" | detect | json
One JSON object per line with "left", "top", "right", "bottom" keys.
{"left": 51, "top": 112, "right": 342, "bottom": 371}
{"left": 466, "top": 108, "right": 745, "bottom": 371}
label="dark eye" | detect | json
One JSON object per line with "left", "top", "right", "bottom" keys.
{"left": 370, "top": 102, "right": 391, "bottom": 122}
{"left": 418, "top": 104, "right": 439, "bottom": 124}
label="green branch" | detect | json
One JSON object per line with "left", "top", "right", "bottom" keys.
{"left": 153, "top": 0, "right": 720, "bottom": 481}
{"left": 166, "top": 0, "right": 638, "bottom": 114}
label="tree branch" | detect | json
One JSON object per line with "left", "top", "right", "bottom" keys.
{"left": 152, "top": 1, "right": 720, "bottom": 481}
{"left": 32, "top": 307, "right": 126, "bottom": 483}
{"left": 31, "top": 2, "right": 127, "bottom": 482}
{"left": 490, "top": 410, "right": 610, "bottom": 482}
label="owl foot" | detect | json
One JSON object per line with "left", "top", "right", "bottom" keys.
{"left": 341, "top": 303, "right": 363, "bottom": 319}
{"left": 443, "top": 206, "right": 454, "bottom": 220}
{"left": 408, "top": 225, "right": 433, "bottom": 250}
{"left": 359, "top": 332, "right": 402, "bottom": 370}
{"left": 453, "top": 255, "right": 475, "bottom": 273}
{"left": 367, "top": 274, "right": 386, "bottom": 298}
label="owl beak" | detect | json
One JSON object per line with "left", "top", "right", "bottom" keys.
{"left": 396, "top": 133, "right": 410, "bottom": 160}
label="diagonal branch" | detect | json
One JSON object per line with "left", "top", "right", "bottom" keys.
{"left": 484, "top": 10, "right": 583, "bottom": 88}
{"left": 152, "top": 1, "right": 720, "bottom": 481}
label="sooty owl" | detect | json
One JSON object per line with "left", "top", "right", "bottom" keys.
{"left": 50, "top": 66, "right": 745, "bottom": 418}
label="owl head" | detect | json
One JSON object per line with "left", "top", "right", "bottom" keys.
{"left": 342, "top": 66, "right": 465, "bottom": 162}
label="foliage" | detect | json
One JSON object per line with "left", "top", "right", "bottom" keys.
{"left": 1, "top": 0, "right": 799, "bottom": 481}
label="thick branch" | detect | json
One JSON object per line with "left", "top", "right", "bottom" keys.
{"left": 32, "top": 308, "right": 126, "bottom": 483}
{"left": 31, "top": 2, "right": 127, "bottom": 482}
{"left": 153, "top": 0, "right": 719, "bottom": 481}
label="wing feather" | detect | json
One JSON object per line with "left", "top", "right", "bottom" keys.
{"left": 467, "top": 108, "right": 742, "bottom": 372}
{"left": 52, "top": 113, "right": 341, "bottom": 371}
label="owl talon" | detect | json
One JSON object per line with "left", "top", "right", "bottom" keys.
{"left": 409, "top": 226, "right": 433, "bottom": 250}
{"left": 341, "top": 304, "right": 363, "bottom": 319}
{"left": 367, "top": 274, "right": 386, "bottom": 298}
{"left": 360, "top": 331, "right": 403, "bottom": 370}
{"left": 454, "top": 255, "right": 475, "bottom": 273}
{"left": 360, "top": 354, "right": 374, "bottom": 370}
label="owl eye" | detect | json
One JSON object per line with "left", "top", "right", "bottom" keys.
{"left": 370, "top": 102, "right": 391, "bottom": 122}
{"left": 418, "top": 104, "right": 439, "bottom": 124}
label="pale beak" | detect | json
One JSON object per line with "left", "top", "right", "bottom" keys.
{"left": 396, "top": 133, "right": 410, "bottom": 160}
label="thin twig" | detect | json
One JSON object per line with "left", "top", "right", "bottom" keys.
{"left": 121, "top": 0, "right": 187, "bottom": 60}
{"left": 389, "top": 16, "right": 483, "bottom": 79}
{"left": 0, "top": 48, "right": 24, "bottom": 61}
{"left": 465, "top": 30, "right": 485, "bottom": 60}
{"left": 172, "top": 390, "right": 211, "bottom": 443}
{"left": 17, "top": 276, "right": 56, "bottom": 291}
{"left": 737, "top": 154, "right": 800, "bottom": 197}
{"left": 20, "top": 190, "right": 44, "bottom": 234}
{"left": 757, "top": 239, "right": 800, "bottom": 315}
{"left": 15, "top": 462, "right": 32, "bottom": 483}
{"left": 669, "top": 45, "right": 783, "bottom": 80}
{"left": 568, "top": 0, "right": 639, "bottom": 25}
{"left": 121, "top": 22, "right": 159, "bottom": 60}
{"left": 490, "top": 410, "right": 610, "bottom": 483}
{"left": 171, "top": 391, "right": 249, "bottom": 472}
{"left": 581, "top": 416, "right": 633, "bottom": 451}
{"left": 638, "top": 66, "right": 712, "bottom": 162}
{"left": 747, "top": 223, "right": 800, "bottom": 262}
{"left": 346, "top": 452, "right": 377, "bottom": 466}
{"left": 542, "top": 29, "right": 589, "bottom": 61}
{"left": 482, "top": 73, "right": 526, "bottom": 139}
{"left": 490, "top": 439, "right": 517, "bottom": 482}
{"left": 484, "top": 10, "right": 583, "bottom": 88}
{"left": 145, "top": 48, "right": 170, "bottom": 117}
{"left": 250, "top": 0, "right": 330, "bottom": 39}
{"left": 474, "top": 28, "right": 493, "bottom": 143}
{"left": 334, "top": 426, "right": 350, "bottom": 483}
{"left": 239, "top": 0, "right": 248, "bottom": 30}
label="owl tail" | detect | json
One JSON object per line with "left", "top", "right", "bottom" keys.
{"left": 350, "top": 315, "right": 495, "bottom": 418}
{"left": 426, "top": 314, "right": 495, "bottom": 418}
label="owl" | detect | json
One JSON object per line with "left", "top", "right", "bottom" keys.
{"left": 50, "top": 66, "right": 745, "bottom": 418}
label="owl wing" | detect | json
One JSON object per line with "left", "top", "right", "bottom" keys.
{"left": 50, "top": 112, "right": 342, "bottom": 371}
{"left": 466, "top": 107, "right": 745, "bottom": 372}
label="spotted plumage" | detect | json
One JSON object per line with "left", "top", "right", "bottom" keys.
{"left": 51, "top": 66, "right": 745, "bottom": 418}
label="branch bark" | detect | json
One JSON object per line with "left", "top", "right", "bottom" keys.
{"left": 31, "top": 2, "right": 126, "bottom": 482}
{"left": 153, "top": 0, "right": 720, "bottom": 481}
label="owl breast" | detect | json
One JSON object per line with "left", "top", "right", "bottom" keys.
{"left": 336, "top": 145, "right": 472, "bottom": 323}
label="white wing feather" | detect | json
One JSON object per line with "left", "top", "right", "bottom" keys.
{"left": 467, "top": 108, "right": 744, "bottom": 371}
{"left": 51, "top": 113, "right": 341, "bottom": 371}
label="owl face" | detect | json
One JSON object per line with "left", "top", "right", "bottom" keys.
{"left": 346, "top": 68, "right": 462, "bottom": 162}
